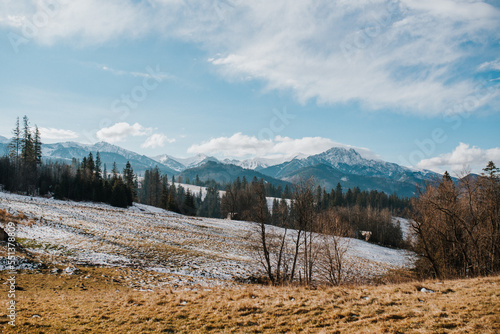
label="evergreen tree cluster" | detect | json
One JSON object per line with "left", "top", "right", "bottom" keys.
{"left": 220, "top": 176, "right": 270, "bottom": 222}
{"left": 53, "top": 153, "right": 134, "bottom": 208}
{"left": 1, "top": 116, "right": 42, "bottom": 193}
{"left": 138, "top": 167, "right": 221, "bottom": 218}
{"left": 311, "top": 183, "right": 411, "bottom": 215}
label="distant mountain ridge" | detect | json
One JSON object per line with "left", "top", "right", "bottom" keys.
{"left": 258, "top": 147, "right": 439, "bottom": 197}
{"left": 152, "top": 153, "right": 219, "bottom": 172}
{"left": 0, "top": 137, "right": 441, "bottom": 196}
{"left": 178, "top": 161, "right": 291, "bottom": 187}
{"left": 41, "top": 141, "right": 178, "bottom": 175}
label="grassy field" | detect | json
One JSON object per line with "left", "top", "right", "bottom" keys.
{"left": 1, "top": 266, "right": 498, "bottom": 333}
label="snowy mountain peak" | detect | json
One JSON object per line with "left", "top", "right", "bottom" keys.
{"left": 152, "top": 153, "right": 220, "bottom": 171}
{"left": 314, "top": 147, "right": 365, "bottom": 165}
{"left": 152, "top": 154, "right": 186, "bottom": 172}
{"left": 93, "top": 141, "right": 120, "bottom": 151}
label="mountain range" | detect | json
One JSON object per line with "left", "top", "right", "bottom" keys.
{"left": 0, "top": 135, "right": 441, "bottom": 196}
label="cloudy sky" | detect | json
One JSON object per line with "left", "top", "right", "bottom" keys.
{"left": 1, "top": 0, "right": 499, "bottom": 173}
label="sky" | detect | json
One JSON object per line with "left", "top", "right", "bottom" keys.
{"left": 0, "top": 0, "right": 499, "bottom": 174}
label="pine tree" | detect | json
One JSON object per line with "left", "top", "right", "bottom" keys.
{"left": 33, "top": 126, "right": 42, "bottom": 166}
{"left": 7, "top": 117, "right": 21, "bottom": 190}
{"left": 21, "top": 115, "right": 35, "bottom": 168}
{"left": 95, "top": 152, "right": 102, "bottom": 180}
{"left": 123, "top": 161, "right": 135, "bottom": 202}
{"left": 183, "top": 189, "right": 196, "bottom": 216}
{"left": 112, "top": 161, "right": 119, "bottom": 179}
{"left": 87, "top": 152, "right": 95, "bottom": 176}
{"left": 103, "top": 163, "right": 107, "bottom": 180}
{"left": 8, "top": 117, "right": 21, "bottom": 164}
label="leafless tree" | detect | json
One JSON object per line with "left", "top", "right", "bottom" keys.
{"left": 412, "top": 163, "right": 500, "bottom": 278}
{"left": 317, "top": 210, "right": 352, "bottom": 285}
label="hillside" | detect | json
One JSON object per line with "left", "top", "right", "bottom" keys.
{"left": 0, "top": 191, "right": 413, "bottom": 284}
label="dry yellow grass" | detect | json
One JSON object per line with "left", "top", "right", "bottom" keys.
{"left": 0, "top": 267, "right": 498, "bottom": 333}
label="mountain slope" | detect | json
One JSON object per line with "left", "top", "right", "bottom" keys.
{"left": 152, "top": 153, "right": 219, "bottom": 172}
{"left": 179, "top": 161, "right": 290, "bottom": 187}
{"left": 260, "top": 147, "right": 439, "bottom": 196}
{"left": 281, "top": 163, "right": 418, "bottom": 197}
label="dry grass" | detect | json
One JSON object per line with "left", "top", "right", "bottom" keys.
{"left": 0, "top": 267, "right": 498, "bottom": 333}
{"left": 0, "top": 209, "right": 28, "bottom": 225}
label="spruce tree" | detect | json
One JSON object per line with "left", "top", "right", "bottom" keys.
{"left": 33, "top": 126, "right": 42, "bottom": 166}
{"left": 8, "top": 117, "right": 21, "bottom": 164}
{"left": 95, "top": 152, "right": 102, "bottom": 180}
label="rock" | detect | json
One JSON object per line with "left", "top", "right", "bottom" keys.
{"left": 0, "top": 227, "right": 10, "bottom": 242}
{"left": 64, "top": 265, "right": 79, "bottom": 275}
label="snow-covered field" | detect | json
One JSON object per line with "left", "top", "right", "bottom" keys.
{"left": 0, "top": 192, "right": 415, "bottom": 287}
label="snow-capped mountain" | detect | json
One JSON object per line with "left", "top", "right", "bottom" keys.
{"left": 236, "top": 157, "right": 289, "bottom": 170}
{"left": 172, "top": 154, "right": 219, "bottom": 169}
{"left": 41, "top": 141, "right": 177, "bottom": 175}
{"left": 257, "top": 147, "right": 440, "bottom": 196}
{"left": 152, "top": 154, "right": 189, "bottom": 172}
{"left": 152, "top": 153, "right": 219, "bottom": 171}
{"left": 261, "top": 147, "right": 434, "bottom": 180}
{"left": 230, "top": 153, "right": 309, "bottom": 170}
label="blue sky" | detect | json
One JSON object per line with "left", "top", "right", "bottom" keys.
{"left": 0, "top": 0, "right": 499, "bottom": 173}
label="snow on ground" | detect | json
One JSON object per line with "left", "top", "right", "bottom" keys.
{"left": 392, "top": 217, "right": 416, "bottom": 245}
{"left": 173, "top": 182, "right": 291, "bottom": 211}
{"left": 0, "top": 191, "right": 415, "bottom": 287}
{"left": 173, "top": 182, "right": 225, "bottom": 200}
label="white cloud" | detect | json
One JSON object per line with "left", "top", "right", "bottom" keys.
{"left": 39, "top": 127, "right": 78, "bottom": 140}
{"left": 2, "top": 1, "right": 499, "bottom": 114}
{"left": 187, "top": 132, "right": 377, "bottom": 160}
{"left": 478, "top": 58, "right": 500, "bottom": 71}
{"left": 96, "top": 122, "right": 151, "bottom": 143}
{"left": 417, "top": 143, "right": 500, "bottom": 174}
{"left": 188, "top": 133, "right": 272, "bottom": 158}
{"left": 204, "top": 0, "right": 500, "bottom": 114}
{"left": 141, "top": 133, "right": 175, "bottom": 149}
{"left": 100, "top": 65, "right": 172, "bottom": 81}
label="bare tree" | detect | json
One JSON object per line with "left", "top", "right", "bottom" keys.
{"left": 317, "top": 210, "right": 352, "bottom": 285}
{"left": 412, "top": 164, "right": 500, "bottom": 278}
{"left": 290, "top": 177, "right": 316, "bottom": 285}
